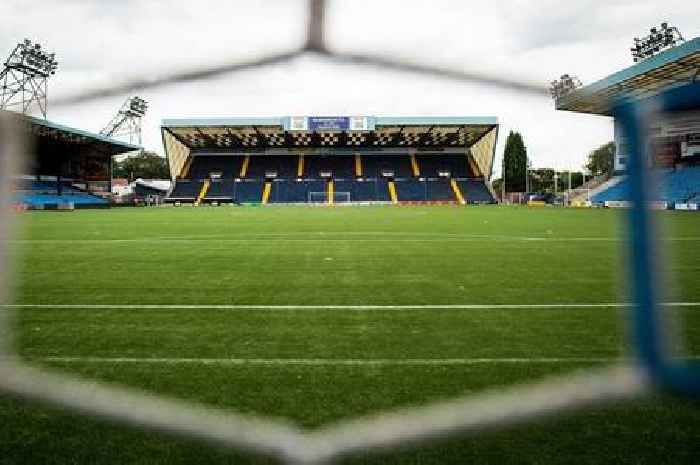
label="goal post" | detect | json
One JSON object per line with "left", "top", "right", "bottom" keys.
{"left": 308, "top": 191, "right": 326, "bottom": 203}
{"left": 307, "top": 191, "right": 351, "bottom": 203}
{"left": 333, "top": 191, "right": 351, "bottom": 203}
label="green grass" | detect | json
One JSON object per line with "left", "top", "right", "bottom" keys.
{"left": 2, "top": 205, "right": 700, "bottom": 464}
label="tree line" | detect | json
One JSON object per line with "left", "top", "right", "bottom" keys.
{"left": 113, "top": 151, "right": 170, "bottom": 180}
{"left": 496, "top": 131, "right": 616, "bottom": 194}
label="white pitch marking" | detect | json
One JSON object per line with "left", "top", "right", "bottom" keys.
{"left": 9, "top": 229, "right": 700, "bottom": 241}
{"left": 34, "top": 356, "right": 646, "bottom": 365}
{"left": 3, "top": 302, "right": 700, "bottom": 310}
{"left": 11, "top": 238, "right": 613, "bottom": 243}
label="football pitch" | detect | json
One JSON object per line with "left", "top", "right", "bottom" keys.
{"left": 2, "top": 205, "right": 699, "bottom": 464}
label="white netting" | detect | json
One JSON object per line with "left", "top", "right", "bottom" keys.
{"left": 0, "top": 1, "right": 677, "bottom": 463}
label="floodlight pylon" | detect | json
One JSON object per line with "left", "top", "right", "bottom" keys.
{"left": 0, "top": 39, "right": 59, "bottom": 118}
{"left": 99, "top": 96, "right": 148, "bottom": 146}
{"left": 549, "top": 74, "right": 583, "bottom": 101}
{"left": 630, "top": 22, "right": 685, "bottom": 63}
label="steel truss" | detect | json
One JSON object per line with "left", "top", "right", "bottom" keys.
{"left": 0, "top": 40, "right": 57, "bottom": 118}
{"left": 100, "top": 96, "right": 148, "bottom": 146}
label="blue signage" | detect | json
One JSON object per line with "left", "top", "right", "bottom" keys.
{"left": 308, "top": 117, "right": 350, "bottom": 131}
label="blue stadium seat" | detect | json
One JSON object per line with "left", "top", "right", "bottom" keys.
{"left": 332, "top": 180, "right": 354, "bottom": 199}
{"left": 166, "top": 155, "right": 500, "bottom": 205}
{"left": 592, "top": 166, "right": 700, "bottom": 205}
{"left": 304, "top": 180, "right": 327, "bottom": 201}
{"left": 13, "top": 178, "right": 110, "bottom": 207}
{"left": 417, "top": 155, "right": 470, "bottom": 178}
{"left": 269, "top": 180, "right": 309, "bottom": 203}
{"left": 351, "top": 179, "right": 380, "bottom": 201}
{"left": 394, "top": 179, "right": 426, "bottom": 201}
{"left": 234, "top": 180, "right": 264, "bottom": 203}
{"left": 362, "top": 155, "right": 413, "bottom": 178}
{"left": 205, "top": 179, "right": 234, "bottom": 200}
{"left": 662, "top": 166, "right": 700, "bottom": 203}
{"left": 305, "top": 155, "right": 354, "bottom": 178}
{"left": 247, "top": 155, "right": 297, "bottom": 178}
{"left": 426, "top": 180, "right": 453, "bottom": 200}
{"left": 13, "top": 192, "right": 108, "bottom": 207}
{"left": 457, "top": 179, "right": 495, "bottom": 203}
{"left": 168, "top": 180, "right": 199, "bottom": 200}
{"left": 189, "top": 155, "right": 243, "bottom": 179}
{"left": 374, "top": 178, "right": 391, "bottom": 201}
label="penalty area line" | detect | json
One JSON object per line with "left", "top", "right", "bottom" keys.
{"left": 2, "top": 303, "right": 700, "bottom": 310}
{"left": 31, "top": 356, "right": 659, "bottom": 365}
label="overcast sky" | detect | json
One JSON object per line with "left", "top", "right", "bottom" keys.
{"left": 3, "top": 0, "right": 699, "bottom": 175}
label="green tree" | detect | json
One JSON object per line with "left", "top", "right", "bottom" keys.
{"left": 528, "top": 168, "right": 585, "bottom": 193}
{"left": 113, "top": 151, "right": 170, "bottom": 181}
{"left": 585, "top": 141, "right": 615, "bottom": 177}
{"left": 503, "top": 131, "right": 527, "bottom": 192}
{"left": 491, "top": 177, "right": 503, "bottom": 195}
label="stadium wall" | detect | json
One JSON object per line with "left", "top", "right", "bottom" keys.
{"left": 469, "top": 126, "right": 498, "bottom": 180}
{"left": 162, "top": 130, "right": 191, "bottom": 180}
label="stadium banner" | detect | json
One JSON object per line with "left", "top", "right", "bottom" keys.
{"left": 284, "top": 116, "right": 372, "bottom": 131}
{"left": 288, "top": 116, "right": 309, "bottom": 131}
{"left": 649, "top": 201, "right": 669, "bottom": 210}
{"left": 309, "top": 117, "right": 351, "bottom": 131}
{"left": 605, "top": 201, "right": 632, "bottom": 208}
{"left": 349, "top": 116, "right": 370, "bottom": 131}
{"left": 605, "top": 201, "right": 669, "bottom": 209}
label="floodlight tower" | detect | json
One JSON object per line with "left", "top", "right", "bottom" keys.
{"left": 631, "top": 22, "right": 685, "bottom": 63}
{"left": 100, "top": 96, "right": 148, "bottom": 146}
{"left": 0, "top": 39, "right": 59, "bottom": 118}
{"left": 549, "top": 74, "right": 583, "bottom": 101}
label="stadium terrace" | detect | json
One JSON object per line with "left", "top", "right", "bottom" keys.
{"left": 555, "top": 36, "right": 700, "bottom": 209}
{"left": 161, "top": 116, "right": 499, "bottom": 205}
{"left": 4, "top": 110, "right": 140, "bottom": 209}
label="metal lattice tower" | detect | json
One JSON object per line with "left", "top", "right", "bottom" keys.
{"left": 0, "top": 39, "right": 58, "bottom": 119}
{"left": 99, "top": 96, "right": 148, "bottom": 145}
{"left": 549, "top": 74, "right": 583, "bottom": 101}
{"left": 631, "top": 22, "right": 685, "bottom": 63}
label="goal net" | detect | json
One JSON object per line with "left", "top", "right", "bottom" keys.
{"left": 333, "top": 192, "right": 351, "bottom": 203}
{"left": 307, "top": 192, "right": 352, "bottom": 203}
{"left": 308, "top": 191, "right": 327, "bottom": 203}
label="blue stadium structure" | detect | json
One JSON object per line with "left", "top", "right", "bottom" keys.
{"left": 5, "top": 111, "right": 140, "bottom": 209}
{"left": 161, "top": 116, "right": 499, "bottom": 205}
{"left": 557, "top": 36, "right": 700, "bottom": 209}
{"left": 590, "top": 167, "right": 700, "bottom": 205}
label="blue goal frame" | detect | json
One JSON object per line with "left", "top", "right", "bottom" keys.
{"left": 620, "top": 80, "right": 700, "bottom": 395}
